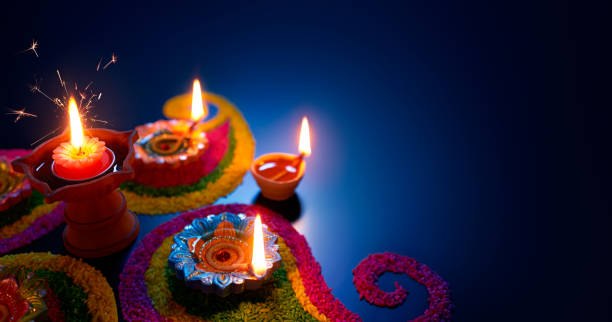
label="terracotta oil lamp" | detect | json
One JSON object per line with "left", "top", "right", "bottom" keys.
{"left": 12, "top": 97, "right": 140, "bottom": 258}
{"left": 251, "top": 117, "right": 311, "bottom": 200}
{"left": 133, "top": 79, "right": 208, "bottom": 170}
{"left": 168, "top": 213, "right": 281, "bottom": 297}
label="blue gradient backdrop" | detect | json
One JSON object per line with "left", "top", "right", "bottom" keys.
{"left": 0, "top": 1, "right": 608, "bottom": 321}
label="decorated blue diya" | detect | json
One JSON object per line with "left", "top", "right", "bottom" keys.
{"left": 168, "top": 212, "right": 282, "bottom": 297}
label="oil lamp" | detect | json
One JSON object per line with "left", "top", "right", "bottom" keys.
{"left": 133, "top": 79, "right": 208, "bottom": 169}
{"left": 51, "top": 97, "right": 115, "bottom": 181}
{"left": 0, "top": 157, "right": 31, "bottom": 212}
{"left": 168, "top": 212, "right": 281, "bottom": 297}
{"left": 251, "top": 117, "right": 312, "bottom": 200}
{"left": 11, "top": 98, "right": 140, "bottom": 258}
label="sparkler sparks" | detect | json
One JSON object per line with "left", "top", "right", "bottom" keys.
{"left": 21, "top": 39, "right": 39, "bottom": 57}
{"left": 102, "top": 53, "right": 117, "bottom": 70}
{"left": 31, "top": 127, "right": 61, "bottom": 146}
{"left": 29, "top": 81, "right": 63, "bottom": 108}
{"left": 6, "top": 108, "right": 37, "bottom": 123}
{"left": 15, "top": 44, "right": 116, "bottom": 145}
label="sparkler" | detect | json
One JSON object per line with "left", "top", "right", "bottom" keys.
{"left": 31, "top": 127, "right": 61, "bottom": 146}
{"left": 102, "top": 53, "right": 117, "bottom": 70}
{"left": 56, "top": 70, "right": 68, "bottom": 97}
{"left": 20, "top": 40, "right": 39, "bottom": 58}
{"left": 29, "top": 81, "right": 63, "bottom": 108}
{"left": 14, "top": 42, "right": 116, "bottom": 145}
{"left": 6, "top": 108, "right": 37, "bottom": 123}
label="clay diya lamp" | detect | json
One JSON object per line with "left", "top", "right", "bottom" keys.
{"left": 0, "top": 266, "right": 48, "bottom": 321}
{"left": 251, "top": 117, "right": 311, "bottom": 201}
{"left": 0, "top": 157, "right": 32, "bottom": 212}
{"left": 12, "top": 97, "right": 140, "bottom": 258}
{"left": 131, "top": 79, "right": 210, "bottom": 186}
{"left": 168, "top": 212, "right": 281, "bottom": 297}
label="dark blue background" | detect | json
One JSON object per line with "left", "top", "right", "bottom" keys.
{"left": 1, "top": 1, "right": 609, "bottom": 321}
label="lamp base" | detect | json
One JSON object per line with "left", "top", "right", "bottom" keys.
{"left": 62, "top": 189, "right": 139, "bottom": 258}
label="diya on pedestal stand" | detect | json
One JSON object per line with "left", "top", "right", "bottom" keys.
{"left": 12, "top": 98, "right": 140, "bottom": 258}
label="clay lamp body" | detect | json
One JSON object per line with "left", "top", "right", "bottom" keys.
{"left": 133, "top": 79, "right": 208, "bottom": 170}
{"left": 168, "top": 213, "right": 281, "bottom": 297}
{"left": 12, "top": 98, "right": 140, "bottom": 258}
{"left": 0, "top": 266, "right": 48, "bottom": 321}
{"left": 251, "top": 117, "right": 311, "bottom": 201}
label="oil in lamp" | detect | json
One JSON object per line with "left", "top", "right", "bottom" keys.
{"left": 251, "top": 117, "right": 312, "bottom": 200}
{"left": 168, "top": 212, "right": 281, "bottom": 297}
{"left": 12, "top": 97, "right": 140, "bottom": 258}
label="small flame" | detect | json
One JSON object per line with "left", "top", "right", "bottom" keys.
{"left": 251, "top": 214, "right": 267, "bottom": 277}
{"left": 191, "top": 79, "right": 206, "bottom": 121}
{"left": 68, "top": 97, "right": 84, "bottom": 148}
{"left": 298, "top": 116, "right": 311, "bottom": 157}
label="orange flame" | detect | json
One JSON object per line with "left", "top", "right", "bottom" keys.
{"left": 191, "top": 79, "right": 206, "bottom": 121}
{"left": 298, "top": 116, "right": 311, "bottom": 157}
{"left": 68, "top": 97, "right": 84, "bottom": 148}
{"left": 251, "top": 214, "right": 267, "bottom": 277}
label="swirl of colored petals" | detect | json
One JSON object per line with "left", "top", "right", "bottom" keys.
{"left": 52, "top": 137, "right": 105, "bottom": 168}
{"left": 119, "top": 203, "right": 359, "bottom": 321}
{"left": 0, "top": 203, "right": 63, "bottom": 255}
{"left": 0, "top": 150, "right": 64, "bottom": 256}
{"left": 0, "top": 253, "right": 118, "bottom": 321}
{"left": 352, "top": 252, "right": 453, "bottom": 321}
{"left": 43, "top": 288, "right": 65, "bottom": 322}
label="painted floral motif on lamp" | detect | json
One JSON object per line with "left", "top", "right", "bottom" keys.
{"left": 168, "top": 212, "right": 281, "bottom": 297}
{"left": 134, "top": 119, "right": 208, "bottom": 168}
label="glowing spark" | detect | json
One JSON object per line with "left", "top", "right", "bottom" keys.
{"left": 6, "top": 108, "right": 37, "bottom": 123}
{"left": 97, "top": 93, "right": 102, "bottom": 100}
{"left": 103, "top": 53, "right": 117, "bottom": 70}
{"left": 20, "top": 39, "right": 39, "bottom": 57}
{"left": 88, "top": 117, "right": 110, "bottom": 125}
{"left": 29, "top": 82, "right": 63, "bottom": 108}
{"left": 83, "top": 93, "right": 97, "bottom": 110}
{"left": 56, "top": 70, "right": 68, "bottom": 97}
{"left": 84, "top": 81, "right": 93, "bottom": 91}
{"left": 96, "top": 57, "right": 102, "bottom": 71}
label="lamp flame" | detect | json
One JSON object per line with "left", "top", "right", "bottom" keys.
{"left": 298, "top": 116, "right": 311, "bottom": 157}
{"left": 68, "top": 97, "right": 84, "bottom": 148}
{"left": 191, "top": 79, "right": 206, "bottom": 121}
{"left": 251, "top": 214, "right": 267, "bottom": 277}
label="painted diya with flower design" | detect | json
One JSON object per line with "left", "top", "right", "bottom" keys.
{"left": 120, "top": 92, "right": 255, "bottom": 215}
{"left": 0, "top": 156, "right": 31, "bottom": 212}
{"left": 133, "top": 120, "right": 207, "bottom": 168}
{"left": 0, "top": 253, "right": 118, "bottom": 321}
{"left": 0, "top": 266, "right": 47, "bottom": 322}
{"left": 0, "top": 149, "right": 63, "bottom": 255}
{"left": 168, "top": 212, "right": 281, "bottom": 297}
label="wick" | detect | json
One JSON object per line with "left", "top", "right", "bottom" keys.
{"left": 177, "top": 116, "right": 204, "bottom": 143}
{"left": 249, "top": 263, "right": 267, "bottom": 280}
{"left": 269, "top": 153, "right": 305, "bottom": 181}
